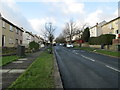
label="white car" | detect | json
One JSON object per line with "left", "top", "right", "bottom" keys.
{"left": 66, "top": 44, "right": 73, "bottom": 48}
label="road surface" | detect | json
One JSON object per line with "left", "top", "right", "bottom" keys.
{"left": 54, "top": 46, "right": 119, "bottom": 88}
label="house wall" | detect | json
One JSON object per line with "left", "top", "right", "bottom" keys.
{"left": 2, "top": 20, "right": 15, "bottom": 47}
{"left": 14, "top": 28, "right": 23, "bottom": 47}
{"left": 0, "top": 19, "right": 2, "bottom": 48}
{"left": 102, "top": 18, "right": 119, "bottom": 39}
{"left": 90, "top": 26, "right": 97, "bottom": 37}
{"left": 23, "top": 31, "right": 34, "bottom": 48}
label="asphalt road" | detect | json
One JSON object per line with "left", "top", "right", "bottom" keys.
{"left": 54, "top": 46, "right": 120, "bottom": 88}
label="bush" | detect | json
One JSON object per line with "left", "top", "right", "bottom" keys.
{"left": 89, "top": 34, "right": 116, "bottom": 45}
{"left": 29, "top": 41, "right": 39, "bottom": 51}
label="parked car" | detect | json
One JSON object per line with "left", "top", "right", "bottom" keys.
{"left": 53, "top": 43, "right": 56, "bottom": 46}
{"left": 66, "top": 44, "right": 73, "bottom": 48}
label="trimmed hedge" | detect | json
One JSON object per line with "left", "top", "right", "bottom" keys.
{"left": 89, "top": 34, "right": 116, "bottom": 45}
{"left": 29, "top": 41, "right": 39, "bottom": 51}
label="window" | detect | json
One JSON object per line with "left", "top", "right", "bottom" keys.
{"left": 116, "top": 30, "right": 119, "bottom": 34}
{"left": 9, "top": 38, "right": 13, "bottom": 44}
{"left": 16, "top": 28, "right": 19, "bottom": 34}
{"left": 16, "top": 39, "right": 18, "bottom": 45}
{"left": 20, "top": 40, "right": 22, "bottom": 44}
{"left": 10, "top": 25, "right": 13, "bottom": 31}
{"left": 20, "top": 31, "right": 22, "bottom": 36}
{"left": 109, "top": 24, "right": 113, "bottom": 29}
{"left": 2, "top": 35, "right": 5, "bottom": 47}
{"left": 2, "top": 21, "right": 5, "bottom": 28}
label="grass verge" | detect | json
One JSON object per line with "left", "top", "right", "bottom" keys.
{"left": 74, "top": 46, "right": 120, "bottom": 57}
{"left": 9, "top": 49, "right": 55, "bottom": 88}
{"left": 0, "top": 55, "right": 19, "bottom": 66}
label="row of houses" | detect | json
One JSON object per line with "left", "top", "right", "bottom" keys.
{"left": 0, "top": 14, "right": 44, "bottom": 48}
{"left": 65, "top": 16, "right": 120, "bottom": 44}
{"left": 90, "top": 16, "right": 120, "bottom": 39}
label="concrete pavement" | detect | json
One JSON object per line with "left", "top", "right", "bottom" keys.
{"left": 1, "top": 48, "right": 45, "bottom": 89}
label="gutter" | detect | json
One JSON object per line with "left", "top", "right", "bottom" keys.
{"left": 52, "top": 47, "right": 63, "bottom": 88}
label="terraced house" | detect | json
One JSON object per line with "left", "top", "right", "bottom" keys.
{"left": 101, "top": 17, "right": 120, "bottom": 39}
{"left": 22, "top": 30, "right": 35, "bottom": 48}
{"left": 1, "top": 16, "right": 23, "bottom": 47}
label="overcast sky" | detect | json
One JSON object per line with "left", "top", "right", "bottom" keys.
{"left": 0, "top": 0, "right": 119, "bottom": 38}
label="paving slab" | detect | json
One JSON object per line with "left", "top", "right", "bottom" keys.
{"left": 1, "top": 48, "right": 45, "bottom": 89}
{"left": 0, "top": 69, "right": 10, "bottom": 73}
{"left": 18, "top": 58, "right": 28, "bottom": 61}
{"left": 12, "top": 61, "right": 24, "bottom": 63}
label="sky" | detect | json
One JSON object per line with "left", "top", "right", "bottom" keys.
{"left": 0, "top": 0, "right": 119, "bottom": 38}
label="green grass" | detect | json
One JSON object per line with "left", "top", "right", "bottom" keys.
{"left": 74, "top": 46, "right": 120, "bottom": 57}
{"left": 9, "top": 50, "right": 55, "bottom": 88}
{"left": 0, "top": 55, "right": 19, "bottom": 66}
{"left": 75, "top": 46, "right": 95, "bottom": 52}
{"left": 95, "top": 49, "right": 120, "bottom": 57}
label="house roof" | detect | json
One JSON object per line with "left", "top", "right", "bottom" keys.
{"left": 101, "top": 16, "right": 120, "bottom": 27}
{"left": 25, "top": 31, "right": 34, "bottom": 37}
{"left": 90, "top": 20, "right": 106, "bottom": 29}
{"left": 2, "top": 17, "right": 24, "bottom": 32}
{"left": 2, "top": 17, "right": 16, "bottom": 27}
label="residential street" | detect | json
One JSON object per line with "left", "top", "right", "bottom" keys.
{"left": 54, "top": 46, "right": 119, "bottom": 88}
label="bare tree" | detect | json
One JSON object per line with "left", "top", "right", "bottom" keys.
{"left": 63, "top": 20, "right": 78, "bottom": 44}
{"left": 75, "top": 24, "right": 88, "bottom": 47}
{"left": 42, "top": 22, "right": 56, "bottom": 46}
{"left": 76, "top": 24, "right": 88, "bottom": 40}
{"left": 55, "top": 33, "right": 66, "bottom": 43}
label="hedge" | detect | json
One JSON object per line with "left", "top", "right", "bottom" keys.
{"left": 89, "top": 34, "right": 116, "bottom": 45}
{"left": 29, "top": 41, "right": 39, "bottom": 51}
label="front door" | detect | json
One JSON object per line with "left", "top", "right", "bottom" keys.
{"left": 2, "top": 35, "right": 5, "bottom": 47}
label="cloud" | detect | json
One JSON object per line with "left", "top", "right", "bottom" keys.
{"left": 114, "top": 9, "right": 118, "bottom": 16}
{"left": 0, "top": 0, "right": 34, "bottom": 32}
{"left": 45, "top": 0, "right": 85, "bottom": 15}
{"left": 85, "top": 10, "right": 103, "bottom": 26}
{"left": 62, "top": 2, "right": 85, "bottom": 14}
{"left": 29, "top": 17, "right": 57, "bottom": 35}
{"left": 85, "top": 9, "right": 118, "bottom": 26}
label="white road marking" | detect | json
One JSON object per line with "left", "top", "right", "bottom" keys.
{"left": 105, "top": 65, "right": 120, "bottom": 73}
{"left": 76, "top": 53, "right": 78, "bottom": 54}
{"left": 81, "top": 55, "right": 95, "bottom": 62}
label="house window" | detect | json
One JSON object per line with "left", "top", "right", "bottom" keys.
{"left": 20, "top": 40, "right": 22, "bottom": 44}
{"left": 20, "top": 31, "right": 22, "bottom": 36}
{"left": 116, "top": 30, "right": 119, "bottom": 34}
{"left": 2, "top": 35, "right": 5, "bottom": 47}
{"left": 10, "top": 25, "right": 13, "bottom": 31}
{"left": 16, "top": 28, "right": 19, "bottom": 34}
{"left": 109, "top": 24, "right": 113, "bottom": 29}
{"left": 16, "top": 39, "right": 18, "bottom": 45}
{"left": 2, "top": 21, "right": 5, "bottom": 28}
{"left": 9, "top": 38, "right": 13, "bottom": 44}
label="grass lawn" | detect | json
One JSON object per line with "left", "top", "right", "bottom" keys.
{"left": 74, "top": 46, "right": 120, "bottom": 57}
{"left": 9, "top": 49, "right": 55, "bottom": 88}
{"left": 0, "top": 55, "right": 19, "bottom": 66}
